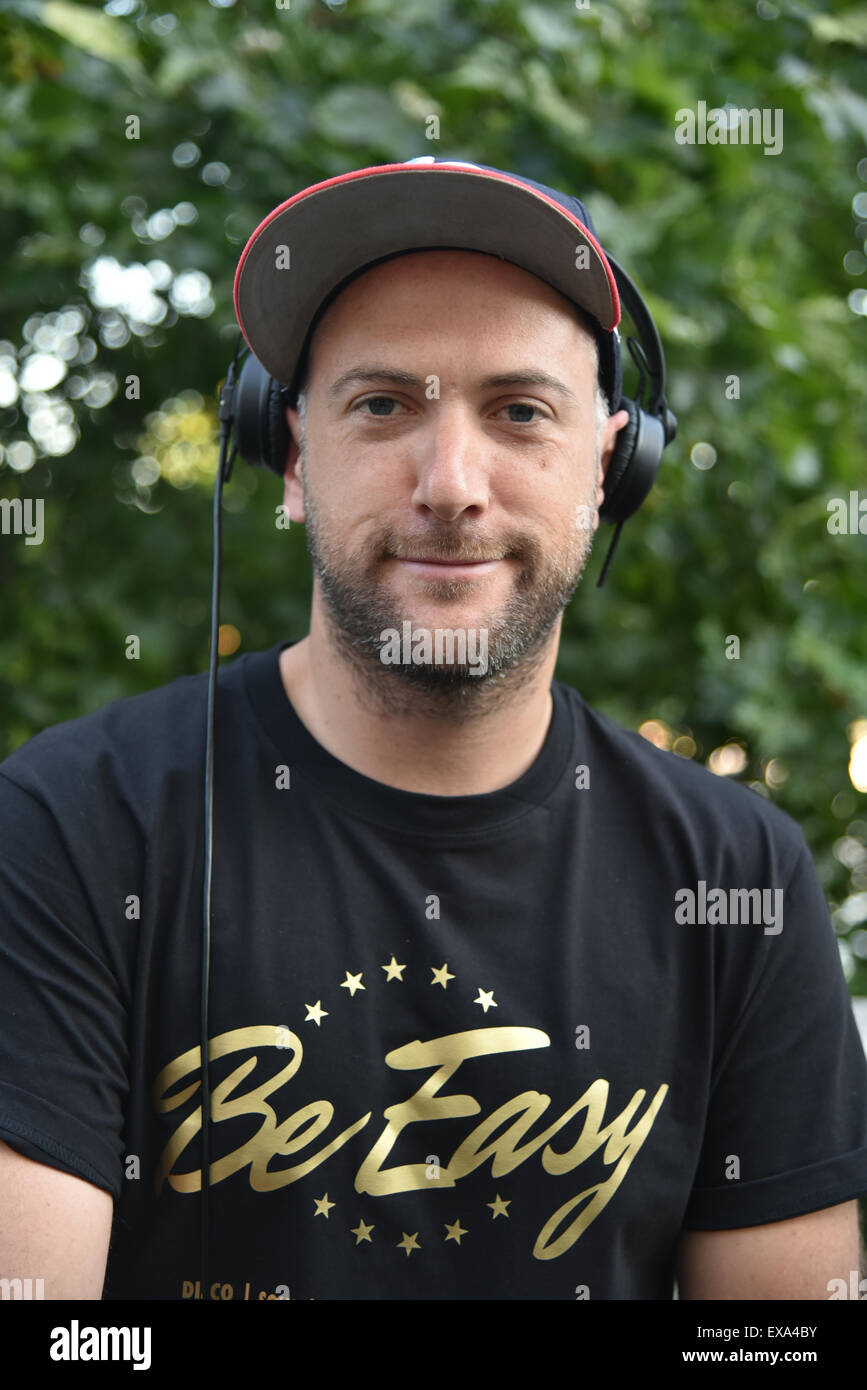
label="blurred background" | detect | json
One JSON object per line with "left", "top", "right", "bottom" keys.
{"left": 1, "top": 0, "right": 866, "bottom": 1032}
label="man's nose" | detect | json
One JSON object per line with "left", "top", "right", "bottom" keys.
{"left": 409, "top": 406, "right": 491, "bottom": 520}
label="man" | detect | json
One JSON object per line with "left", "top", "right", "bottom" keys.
{"left": 1, "top": 160, "right": 866, "bottom": 1301}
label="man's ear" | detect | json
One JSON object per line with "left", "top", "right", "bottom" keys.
{"left": 593, "top": 408, "right": 631, "bottom": 531}
{"left": 599, "top": 408, "right": 631, "bottom": 483}
{"left": 282, "top": 405, "right": 306, "bottom": 524}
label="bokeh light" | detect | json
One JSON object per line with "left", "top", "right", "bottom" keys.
{"left": 218, "top": 624, "right": 242, "bottom": 655}
{"left": 132, "top": 390, "right": 218, "bottom": 490}
{"left": 638, "top": 719, "right": 672, "bottom": 750}
{"left": 707, "top": 743, "right": 749, "bottom": 776}
{"left": 848, "top": 719, "right": 867, "bottom": 793}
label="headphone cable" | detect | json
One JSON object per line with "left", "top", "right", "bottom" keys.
{"left": 200, "top": 337, "right": 242, "bottom": 1300}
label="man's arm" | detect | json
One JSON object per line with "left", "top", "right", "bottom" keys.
{"left": 0, "top": 1139, "right": 113, "bottom": 1299}
{"left": 676, "top": 1198, "right": 864, "bottom": 1299}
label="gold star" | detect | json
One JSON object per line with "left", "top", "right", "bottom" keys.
{"left": 314, "top": 1193, "right": 335, "bottom": 1218}
{"left": 444, "top": 1220, "right": 468, "bottom": 1245}
{"left": 474, "top": 988, "right": 497, "bottom": 1013}
{"left": 350, "top": 1219, "right": 374, "bottom": 1245}
{"left": 381, "top": 955, "right": 406, "bottom": 981}
{"left": 304, "top": 1000, "right": 328, "bottom": 1026}
{"left": 487, "top": 1194, "right": 511, "bottom": 1220}
{"left": 340, "top": 970, "right": 365, "bottom": 997}
{"left": 397, "top": 1232, "right": 420, "bottom": 1256}
{"left": 431, "top": 962, "right": 455, "bottom": 989}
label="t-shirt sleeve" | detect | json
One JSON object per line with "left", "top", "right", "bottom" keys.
{"left": 0, "top": 769, "right": 128, "bottom": 1201}
{"left": 682, "top": 831, "right": 867, "bottom": 1228}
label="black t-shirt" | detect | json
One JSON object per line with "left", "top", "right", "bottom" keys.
{"left": 1, "top": 640, "right": 866, "bottom": 1301}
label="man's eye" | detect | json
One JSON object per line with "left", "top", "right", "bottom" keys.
{"left": 354, "top": 397, "right": 546, "bottom": 422}
{"left": 500, "top": 402, "right": 544, "bottom": 424}
{"left": 357, "top": 396, "right": 403, "bottom": 417}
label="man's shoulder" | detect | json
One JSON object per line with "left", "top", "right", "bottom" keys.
{"left": 0, "top": 651, "right": 258, "bottom": 806}
{"left": 557, "top": 680, "right": 807, "bottom": 860}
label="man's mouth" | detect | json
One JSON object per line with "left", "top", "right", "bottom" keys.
{"left": 395, "top": 556, "right": 504, "bottom": 578}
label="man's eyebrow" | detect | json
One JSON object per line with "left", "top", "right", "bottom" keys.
{"left": 327, "top": 368, "right": 422, "bottom": 400}
{"left": 482, "top": 371, "right": 577, "bottom": 401}
{"left": 326, "top": 366, "right": 578, "bottom": 403}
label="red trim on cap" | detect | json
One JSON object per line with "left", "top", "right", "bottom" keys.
{"left": 233, "top": 162, "right": 621, "bottom": 338}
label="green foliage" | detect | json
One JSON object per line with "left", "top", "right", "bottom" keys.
{"left": 1, "top": 0, "right": 866, "bottom": 1000}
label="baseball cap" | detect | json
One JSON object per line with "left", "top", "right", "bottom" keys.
{"left": 233, "top": 157, "right": 624, "bottom": 413}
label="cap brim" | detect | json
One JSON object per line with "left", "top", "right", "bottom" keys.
{"left": 233, "top": 162, "right": 620, "bottom": 389}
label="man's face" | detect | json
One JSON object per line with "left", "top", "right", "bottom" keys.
{"left": 283, "top": 249, "right": 625, "bottom": 706}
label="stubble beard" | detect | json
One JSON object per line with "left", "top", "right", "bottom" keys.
{"left": 297, "top": 441, "right": 601, "bottom": 722}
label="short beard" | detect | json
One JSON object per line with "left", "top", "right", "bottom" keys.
{"left": 298, "top": 441, "right": 601, "bottom": 722}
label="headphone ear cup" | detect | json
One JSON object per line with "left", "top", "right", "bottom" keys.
{"left": 234, "top": 355, "right": 291, "bottom": 476}
{"left": 598, "top": 399, "right": 665, "bottom": 525}
{"left": 264, "top": 377, "right": 291, "bottom": 477}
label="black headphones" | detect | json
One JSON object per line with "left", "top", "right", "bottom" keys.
{"left": 227, "top": 255, "right": 676, "bottom": 556}
{"left": 596, "top": 256, "right": 678, "bottom": 525}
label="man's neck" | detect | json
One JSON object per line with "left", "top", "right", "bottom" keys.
{"left": 277, "top": 616, "right": 559, "bottom": 797}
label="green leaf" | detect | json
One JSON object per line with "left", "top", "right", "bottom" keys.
{"left": 36, "top": 0, "right": 143, "bottom": 74}
{"left": 312, "top": 84, "right": 417, "bottom": 150}
{"left": 446, "top": 39, "right": 524, "bottom": 98}
{"left": 522, "top": 59, "right": 590, "bottom": 142}
{"left": 521, "top": 4, "right": 582, "bottom": 52}
{"left": 809, "top": 8, "right": 867, "bottom": 50}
